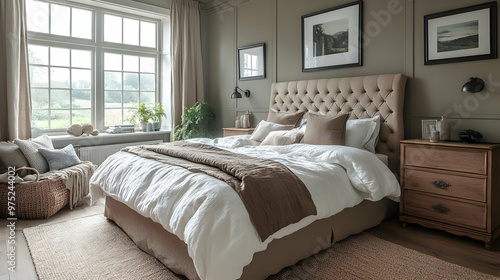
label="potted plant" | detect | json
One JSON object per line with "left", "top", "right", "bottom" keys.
{"left": 151, "top": 103, "right": 166, "bottom": 131}
{"left": 174, "top": 102, "right": 216, "bottom": 140}
{"left": 126, "top": 103, "right": 153, "bottom": 132}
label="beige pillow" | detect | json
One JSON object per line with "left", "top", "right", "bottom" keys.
{"left": 0, "top": 142, "right": 31, "bottom": 177}
{"left": 267, "top": 111, "right": 305, "bottom": 128}
{"left": 302, "top": 113, "right": 349, "bottom": 145}
{"left": 260, "top": 129, "right": 304, "bottom": 146}
{"left": 250, "top": 120, "right": 295, "bottom": 142}
{"left": 14, "top": 134, "right": 54, "bottom": 173}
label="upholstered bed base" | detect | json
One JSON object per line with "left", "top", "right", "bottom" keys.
{"left": 105, "top": 196, "right": 398, "bottom": 280}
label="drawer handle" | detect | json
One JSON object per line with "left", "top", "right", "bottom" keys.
{"left": 432, "top": 180, "right": 451, "bottom": 189}
{"left": 432, "top": 204, "right": 450, "bottom": 214}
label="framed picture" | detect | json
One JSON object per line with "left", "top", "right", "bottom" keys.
{"left": 422, "top": 120, "right": 438, "bottom": 139}
{"left": 424, "top": 1, "right": 497, "bottom": 65}
{"left": 238, "top": 43, "right": 266, "bottom": 80}
{"left": 302, "top": 0, "right": 362, "bottom": 71}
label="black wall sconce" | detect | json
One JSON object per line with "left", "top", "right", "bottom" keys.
{"left": 231, "top": 86, "right": 250, "bottom": 99}
{"left": 461, "top": 77, "right": 484, "bottom": 93}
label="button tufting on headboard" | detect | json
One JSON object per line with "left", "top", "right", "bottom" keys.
{"left": 270, "top": 74, "right": 407, "bottom": 172}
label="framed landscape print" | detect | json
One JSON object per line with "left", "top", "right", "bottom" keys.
{"left": 424, "top": 1, "right": 497, "bottom": 65}
{"left": 302, "top": 0, "right": 362, "bottom": 71}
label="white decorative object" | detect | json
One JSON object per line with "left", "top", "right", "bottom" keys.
{"left": 82, "top": 123, "right": 94, "bottom": 136}
{"left": 67, "top": 124, "right": 83, "bottom": 136}
{"left": 244, "top": 110, "right": 251, "bottom": 128}
{"left": 241, "top": 115, "right": 248, "bottom": 128}
{"left": 235, "top": 119, "right": 241, "bottom": 128}
{"left": 436, "top": 116, "right": 450, "bottom": 141}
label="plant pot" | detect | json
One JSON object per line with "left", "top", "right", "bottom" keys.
{"left": 140, "top": 121, "right": 148, "bottom": 132}
{"left": 153, "top": 122, "right": 161, "bottom": 131}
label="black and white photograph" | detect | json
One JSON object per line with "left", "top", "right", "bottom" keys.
{"left": 437, "top": 20, "right": 479, "bottom": 53}
{"left": 302, "top": 0, "right": 362, "bottom": 71}
{"left": 313, "top": 18, "right": 349, "bottom": 57}
{"left": 425, "top": 1, "right": 497, "bottom": 65}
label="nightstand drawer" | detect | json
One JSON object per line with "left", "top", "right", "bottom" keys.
{"left": 403, "top": 169, "right": 486, "bottom": 202}
{"left": 403, "top": 145, "right": 487, "bottom": 174}
{"left": 403, "top": 191, "right": 486, "bottom": 229}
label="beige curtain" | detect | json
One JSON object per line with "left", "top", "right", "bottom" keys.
{"left": 0, "top": 0, "right": 32, "bottom": 141}
{"left": 170, "top": 0, "right": 205, "bottom": 128}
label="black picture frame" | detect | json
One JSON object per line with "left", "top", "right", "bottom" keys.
{"left": 238, "top": 43, "right": 266, "bottom": 80}
{"left": 424, "top": 1, "right": 497, "bottom": 65}
{"left": 302, "top": 0, "right": 363, "bottom": 72}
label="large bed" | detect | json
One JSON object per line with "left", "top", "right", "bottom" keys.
{"left": 90, "top": 73, "right": 407, "bottom": 280}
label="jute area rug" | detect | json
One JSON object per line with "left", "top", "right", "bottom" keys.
{"left": 24, "top": 214, "right": 497, "bottom": 280}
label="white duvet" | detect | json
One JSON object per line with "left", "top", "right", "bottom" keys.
{"left": 90, "top": 137, "right": 400, "bottom": 280}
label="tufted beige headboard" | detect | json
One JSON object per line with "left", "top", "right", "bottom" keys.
{"left": 269, "top": 74, "right": 407, "bottom": 172}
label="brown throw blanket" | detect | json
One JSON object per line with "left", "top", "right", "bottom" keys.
{"left": 122, "top": 141, "right": 317, "bottom": 241}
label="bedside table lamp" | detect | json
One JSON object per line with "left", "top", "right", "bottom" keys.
{"left": 231, "top": 86, "right": 251, "bottom": 98}
{"left": 461, "top": 77, "right": 484, "bottom": 93}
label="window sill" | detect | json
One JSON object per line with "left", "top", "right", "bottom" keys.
{"left": 50, "top": 130, "right": 170, "bottom": 149}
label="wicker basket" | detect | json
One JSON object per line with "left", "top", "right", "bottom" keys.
{"left": 0, "top": 167, "right": 69, "bottom": 219}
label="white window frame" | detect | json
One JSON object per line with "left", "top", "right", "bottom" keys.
{"left": 27, "top": 0, "right": 169, "bottom": 133}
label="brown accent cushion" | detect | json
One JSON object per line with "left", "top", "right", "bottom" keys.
{"left": 267, "top": 111, "right": 305, "bottom": 127}
{"left": 302, "top": 113, "right": 349, "bottom": 145}
{"left": 0, "top": 142, "right": 30, "bottom": 177}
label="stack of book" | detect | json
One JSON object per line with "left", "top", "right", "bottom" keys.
{"left": 106, "top": 124, "right": 135, "bottom": 134}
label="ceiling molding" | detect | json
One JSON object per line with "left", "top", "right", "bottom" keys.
{"left": 200, "top": 0, "right": 251, "bottom": 13}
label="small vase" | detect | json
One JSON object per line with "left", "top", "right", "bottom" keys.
{"left": 245, "top": 111, "right": 251, "bottom": 128}
{"left": 147, "top": 123, "right": 153, "bottom": 132}
{"left": 140, "top": 121, "right": 148, "bottom": 132}
{"left": 241, "top": 115, "right": 248, "bottom": 128}
{"left": 430, "top": 130, "right": 440, "bottom": 143}
{"left": 153, "top": 122, "right": 161, "bottom": 131}
{"left": 235, "top": 119, "right": 241, "bottom": 128}
{"left": 436, "top": 116, "right": 450, "bottom": 141}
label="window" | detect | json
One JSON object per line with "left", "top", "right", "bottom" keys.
{"left": 26, "top": 0, "right": 165, "bottom": 132}
{"left": 104, "top": 53, "right": 156, "bottom": 126}
{"left": 243, "top": 53, "right": 259, "bottom": 77}
{"left": 29, "top": 45, "right": 92, "bottom": 129}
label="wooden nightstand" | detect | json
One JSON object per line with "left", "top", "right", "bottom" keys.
{"left": 400, "top": 139, "right": 500, "bottom": 249}
{"left": 222, "top": 128, "right": 255, "bottom": 137}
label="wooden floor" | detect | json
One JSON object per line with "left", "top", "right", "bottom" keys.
{"left": 1, "top": 201, "right": 499, "bottom": 279}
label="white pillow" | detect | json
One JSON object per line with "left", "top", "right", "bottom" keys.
{"left": 14, "top": 134, "right": 54, "bottom": 173}
{"left": 345, "top": 117, "right": 377, "bottom": 149}
{"left": 250, "top": 120, "right": 295, "bottom": 142}
{"left": 260, "top": 129, "right": 304, "bottom": 146}
{"left": 363, "top": 115, "right": 381, "bottom": 153}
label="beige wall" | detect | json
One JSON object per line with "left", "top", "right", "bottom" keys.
{"left": 203, "top": 0, "right": 500, "bottom": 141}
